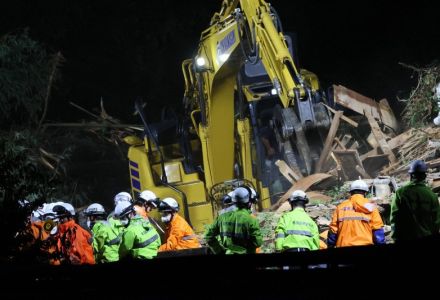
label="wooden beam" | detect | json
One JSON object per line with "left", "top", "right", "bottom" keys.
{"left": 275, "top": 159, "right": 302, "bottom": 183}
{"left": 321, "top": 103, "right": 358, "bottom": 128}
{"left": 365, "top": 111, "right": 397, "bottom": 163}
{"left": 270, "top": 173, "right": 334, "bottom": 211}
{"left": 360, "top": 130, "right": 412, "bottom": 160}
{"left": 315, "top": 111, "right": 343, "bottom": 173}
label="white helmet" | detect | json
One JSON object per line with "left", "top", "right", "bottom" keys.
{"left": 159, "top": 197, "right": 179, "bottom": 212}
{"left": 222, "top": 191, "right": 235, "bottom": 205}
{"left": 289, "top": 190, "right": 308, "bottom": 203}
{"left": 40, "top": 202, "right": 63, "bottom": 220}
{"left": 52, "top": 202, "right": 75, "bottom": 218}
{"left": 139, "top": 190, "right": 159, "bottom": 207}
{"left": 139, "top": 190, "right": 157, "bottom": 201}
{"left": 114, "top": 201, "right": 134, "bottom": 218}
{"left": 233, "top": 187, "right": 250, "bottom": 204}
{"left": 84, "top": 203, "right": 106, "bottom": 216}
{"left": 114, "top": 192, "right": 132, "bottom": 206}
{"left": 350, "top": 180, "right": 369, "bottom": 193}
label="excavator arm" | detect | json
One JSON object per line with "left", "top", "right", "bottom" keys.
{"left": 187, "top": 0, "right": 322, "bottom": 195}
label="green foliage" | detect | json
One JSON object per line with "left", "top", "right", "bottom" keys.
{"left": 0, "top": 130, "right": 59, "bottom": 208}
{"left": 401, "top": 64, "right": 440, "bottom": 129}
{"left": 0, "top": 30, "right": 54, "bottom": 128}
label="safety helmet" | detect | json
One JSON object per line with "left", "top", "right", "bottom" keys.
{"left": 40, "top": 202, "right": 63, "bottom": 220}
{"left": 53, "top": 202, "right": 75, "bottom": 218}
{"left": 349, "top": 180, "right": 369, "bottom": 193}
{"left": 158, "top": 197, "right": 179, "bottom": 212}
{"left": 139, "top": 190, "right": 160, "bottom": 207}
{"left": 248, "top": 187, "right": 259, "bottom": 203}
{"left": 289, "top": 190, "right": 309, "bottom": 203}
{"left": 233, "top": 187, "right": 250, "bottom": 204}
{"left": 408, "top": 160, "right": 428, "bottom": 174}
{"left": 114, "top": 201, "right": 134, "bottom": 219}
{"left": 114, "top": 192, "right": 132, "bottom": 206}
{"left": 222, "top": 191, "right": 235, "bottom": 205}
{"left": 84, "top": 203, "right": 106, "bottom": 216}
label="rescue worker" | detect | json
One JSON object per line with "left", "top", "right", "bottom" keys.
{"left": 158, "top": 197, "right": 201, "bottom": 251}
{"left": 108, "top": 191, "right": 131, "bottom": 237}
{"left": 275, "top": 190, "right": 319, "bottom": 252}
{"left": 135, "top": 190, "right": 160, "bottom": 220}
{"left": 205, "top": 187, "right": 263, "bottom": 254}
{"left": 54, "top": 203, "right": 95, "bottom": 265}
{"left": 391, "top": 160, "right": 440, "bottom": 242}
{"left": 84, "top": 203, "right": 120, "bottom": 263}
{"left": 327, "top": 180, "right": 385, "bottom": 247}
{"left": 116, "top": 201, "right": 161, "bottom": 260}
{"left": 18, "top": 203, "right": 61, "bottom": 264}
{"left": 114, "top": 191, "right": 132, "bottom": 206}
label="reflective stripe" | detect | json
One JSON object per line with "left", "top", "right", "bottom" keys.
{"left": 292, "top": 221, "right": 314, "bottom": 227}
{"left": 106, "top": 236, "right": 121, "bottom": 246}
{"left": 341, "top": 206, "right": 354, "bottom": 211}
{"left": 338, "top": 216, "right": 370, "bottom": 222}
{"left": 133, "top": 234, "right": 159, "bottom": 249}
{"left": 286, "top": 230, "right": 313, "bottom": 237}
{"left": 182, "top": 234, "right": 197, "bottom": 241}
{"left": 276, "top": 233, "right": 285, "bottom": 238}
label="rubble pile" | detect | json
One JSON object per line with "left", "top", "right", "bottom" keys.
{"left": 260, "top": 72, "right": 440, "bottom": 251}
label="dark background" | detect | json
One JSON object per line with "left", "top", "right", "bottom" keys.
{"left": 1, "top": 0, "right": 439, "bottom": 124}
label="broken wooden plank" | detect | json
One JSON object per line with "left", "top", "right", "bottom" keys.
{"left": 365, "top": 111, "right": 397, "bottom": 163}
{"left": 275, "top": 159, "right": 302, "bottom": 183}
{"left": 270, "top": 173, "right": 334, "bottom": 211}
{"left": 321, "top": 103, "right": 358, "bottom": 127}
{"left": 334, "top": 137, "right": 346, "bottom": 150}
{"left": 360, "top": 130, "right": 412, "bottom": 160}
{"left": 315, "top": 111, "right": 343, "bottom": 173}
{"left": 333, "top": 85, "right": 398, "bottom": 131}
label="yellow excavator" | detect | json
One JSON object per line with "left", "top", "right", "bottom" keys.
{"left": 124, "top": 0, "right": 331, "bottom": 233}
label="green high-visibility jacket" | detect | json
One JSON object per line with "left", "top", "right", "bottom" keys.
{"left": 275, "top": 207, "right": 319, "bottom": 251}
{"left": 92, "top": 220, "right": 121, "bottom": 263}
{"left": 108, "top": 216, "right": 126, "bottom": 236}
{"left": 391, "top": 180, "right": 440, "bottom": 242}
{"left": 205, "top": 208, "right": 262, "bottom": 254}
{"left": 119, "top": 215, "right": 161, "bottom": 260}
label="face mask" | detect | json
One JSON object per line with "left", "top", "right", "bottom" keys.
{"left": 161, "top": 213, "right": 172, "bottom": 223}
{"left": 50, "top": 226, "right": 58, "bottom": 235}
{"left": 120, "top": 218, "right": 129, "bottom": 226}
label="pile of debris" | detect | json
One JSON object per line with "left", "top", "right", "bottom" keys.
{"left": 259, "top": 74, "right": 440, "bottom": 252}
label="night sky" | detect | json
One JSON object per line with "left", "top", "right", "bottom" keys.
{"left": 1, "top": 0, "right": 439, "bottom": 123}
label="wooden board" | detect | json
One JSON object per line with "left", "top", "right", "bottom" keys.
{"left": 270, "top": 173, "right": 335, "bottom": 211}
{"left": 315, "top": 111, "right": 343, "bottom": 173}
{"left": 365, "top": 111, "right": 397, "bottom": 163}
{"left": 275, "top": 159, "right": 302, "bottom": 183}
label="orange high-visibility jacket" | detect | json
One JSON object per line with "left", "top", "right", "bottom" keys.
{"left": 21, "top": 221, "right": 61, "bottom": 265}
{"left": 58, "top": 220, "right": 95, "bottom": 265}
{"left": 159, "top": 214, "right": 200, "bottom": 251}
{"left": 329, "top": 194, "right": 384, "bottom": 247}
